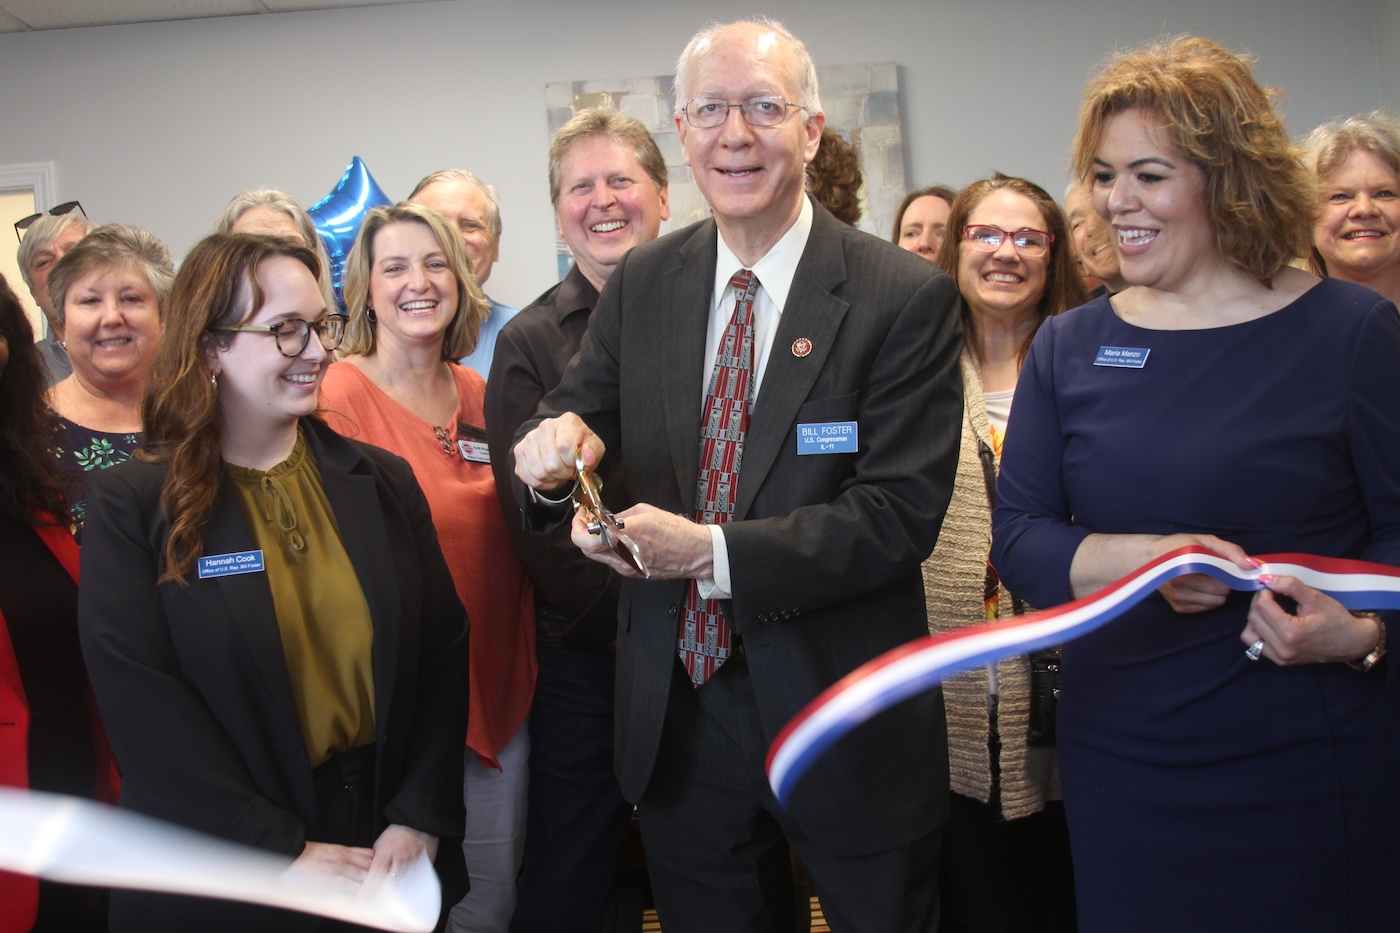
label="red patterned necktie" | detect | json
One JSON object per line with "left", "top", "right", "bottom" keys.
{"left": 679, "top": 269, "right": 760, "bottom": 686}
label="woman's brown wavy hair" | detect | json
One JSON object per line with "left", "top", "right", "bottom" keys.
{"left": 1070, "top": 35, "right": 1316, "bottom": 286}
{"left": 0, "top": 274, "right": 68, "bottom": 524}
{"left": 139, "top": 233, "right": 321, "bottom": 584}
{"left": 935, "top": 173, "right": 1088, "bottom": 366}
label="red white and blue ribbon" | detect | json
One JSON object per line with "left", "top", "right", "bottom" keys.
{"left": 766, "top": 546, "right": 1400, "bottom": 805}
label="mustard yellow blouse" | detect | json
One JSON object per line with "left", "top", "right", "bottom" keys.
{"left": 227, "top": 429, "right": 376, "bottom": 767}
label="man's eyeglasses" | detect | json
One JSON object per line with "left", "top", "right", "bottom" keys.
{"left": 14, "top": 201, "right": 86, "bottom": 241}
{"left": 216, "top": 314, "right": 348, "bottom": 358}
{"left": 681, "top": 96, "right": 805, "bottom": 129}
{"left": 962, "top": 225, "right": 1054, "bottom": 257}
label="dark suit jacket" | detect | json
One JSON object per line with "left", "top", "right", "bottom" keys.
{"left": 486, "top": 264, "right": 629, "bottom": 650}
{"left": 78, "top": 417, "right": 469, "bottom": 933}
{"left": 518, "top": 201, "right": 964, "bottom": 855}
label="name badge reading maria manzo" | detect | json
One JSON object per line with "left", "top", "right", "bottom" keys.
{"left": 1094, "top": 346, "right": 1150, "bottom": 369}
{"left": 197, "top": 549, "right": 265, "bottom": 580}
{"left": 797, "top": 421, "right": 858, "bottom": 455}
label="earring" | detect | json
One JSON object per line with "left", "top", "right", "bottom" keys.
{"left": 211, "top": 372, "right": 218, "bottom": 388}
{"left": 366, "top": 307, "right": 377, "bottom": 324}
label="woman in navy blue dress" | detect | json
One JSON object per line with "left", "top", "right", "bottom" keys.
{"left": 991, "top": 37, "right": 1400, "bottom": 932}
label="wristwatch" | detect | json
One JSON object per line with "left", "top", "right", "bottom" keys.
{"left": 1347, "top": 612, "right": 1387, "bottom": 673}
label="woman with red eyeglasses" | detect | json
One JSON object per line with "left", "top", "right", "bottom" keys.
{"left": 922, "top": 173, "right": 1086, "bottom": 932}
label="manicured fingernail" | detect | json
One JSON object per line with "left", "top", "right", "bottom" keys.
{"left": 1257, "top": 573, "right": 1275, "bottom": 585}
{"left": 1248, "top": 557, "right": 1263, "bottom": 568}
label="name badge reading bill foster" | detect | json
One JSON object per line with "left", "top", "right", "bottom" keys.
{"left": 797, "top": 421, "right": 858, "bottom": 455}
{"left": 1094, "top": 346, "right": 1151, "bottom": 369}
{"left": 457, "top": 439, "right": 491, "bottom": 464}
{"left": 197, "top": 549, "right": 265, "bottom": 580}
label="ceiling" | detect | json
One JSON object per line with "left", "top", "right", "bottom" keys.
{"left": 0, "top": 0, "right": 433, "bottom": 33}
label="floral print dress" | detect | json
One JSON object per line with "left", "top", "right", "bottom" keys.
{"left": 52, "top": 416, "right": 141, "bottom": 538}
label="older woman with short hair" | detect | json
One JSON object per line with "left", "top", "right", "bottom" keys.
{"left": 16, "top": 208, "right": 96, "bottom": 385}
{"left": 46, "top": 224, "right": 173, "bottom": 534}
{"left": 992, "top": 37, "right": 1400, "bottom": 931}
{"left": 213, "top": 188, "right": 335, "bottom": 309}
{"left": 319, "top": 202, "right": 535, "bottom": 933}
{"left": 1303, "top": 110, "right": 1400, "bottom": 304}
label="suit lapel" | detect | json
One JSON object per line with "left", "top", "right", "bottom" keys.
{"left": 735, "top": 210, "right": 850, "bottom": 519}
{"left": 661, "top": 223, "right": 719, "bottom": 510}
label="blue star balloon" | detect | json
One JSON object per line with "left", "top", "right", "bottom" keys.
{"left": 308, "top": 156, "right": 392, "bottom": 312}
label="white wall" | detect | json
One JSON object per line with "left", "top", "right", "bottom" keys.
{"left": 0, "top": 0, "right": 1391, "bottom": 309}
{"left": 1379, "top": 0, "right": 1400, "bottom": 106}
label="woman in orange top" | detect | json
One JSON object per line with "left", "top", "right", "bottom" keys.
{"left": 319, "top": 202, "right": 535, "bottom": 933}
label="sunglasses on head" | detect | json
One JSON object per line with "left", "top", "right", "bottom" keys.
{"left": 14, "top": 201, "right": 86, "bottom": 241}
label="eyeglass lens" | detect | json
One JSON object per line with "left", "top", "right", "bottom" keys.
{"left": 965, "top": 225, "right": 1051, "bottom": 254}
{"left": 275, "top": 316, "right": 346, "bottom": 356}
{"left": 684, "top": 97, "right": 792, "bottom": 128}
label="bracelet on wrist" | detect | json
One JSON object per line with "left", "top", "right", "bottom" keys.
{"left": 1347, "top": 612, "right": 1386, "bottom": 673}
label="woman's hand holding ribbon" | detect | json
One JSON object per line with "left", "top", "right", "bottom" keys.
{"left": 1244, "top": 573, "right": 1385, "bottom": 665}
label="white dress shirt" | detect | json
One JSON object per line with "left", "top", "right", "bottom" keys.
{"left": 700, "top": 196, "right": 815, "bottom": 599}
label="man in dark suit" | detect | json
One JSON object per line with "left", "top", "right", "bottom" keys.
{"left": 485, "top": 108, "right": 670, "bottom": 933}
{"left": 513, "top": 17, "right": 963, "bottom": 932}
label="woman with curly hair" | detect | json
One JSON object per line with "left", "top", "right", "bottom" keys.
{"left": 805, "top": 129, "right": 864, "bottom": 226}
{"left": 0, "top": 274, "right": 117, "bottom": 933}
{"left": 992, "top": 37, "right": 1400, "bottom": 931}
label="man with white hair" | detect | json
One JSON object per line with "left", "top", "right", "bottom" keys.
{"left": 513, "top": 18, "right": 961, "bottom": 931}
{"left": 409, "top": 169, "right": 518, "bottom": 378}
{"left": 16, "top": 207, "right": 94, "bottom": 384}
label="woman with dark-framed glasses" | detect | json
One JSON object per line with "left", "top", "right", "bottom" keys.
{"left": 77, "top": 233, "right": 469, "bottom": 933}
{"left": 318, "top": 203, "right": 534, "bottom": 933}
{"left": 922, "top": 173, "right": 1086, "bottom": 932}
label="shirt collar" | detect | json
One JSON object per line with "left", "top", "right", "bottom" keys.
{"left": 713, "top": 195, "right": 814, "bottom": 312}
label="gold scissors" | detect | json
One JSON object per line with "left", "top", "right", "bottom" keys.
{"left": 571, "top": 451, "right": 649, "bottom": 578}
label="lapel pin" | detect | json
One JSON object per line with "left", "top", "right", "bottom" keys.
{"left": 791, "top": 337, "right": 813, "bottom": 358}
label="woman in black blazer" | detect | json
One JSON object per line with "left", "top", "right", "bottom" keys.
{"left": 77, "top": 233, "right": 469, "bottom": 933}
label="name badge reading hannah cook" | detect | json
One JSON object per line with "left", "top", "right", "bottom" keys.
{"left": 797, "top": 421, "right": 858, "bottom": 455}
{"left": 197, "top": 549, "right": 265, "bottom": 580}
{"left": 1094, "top": 346, "right": 1150, "bottom": 369}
